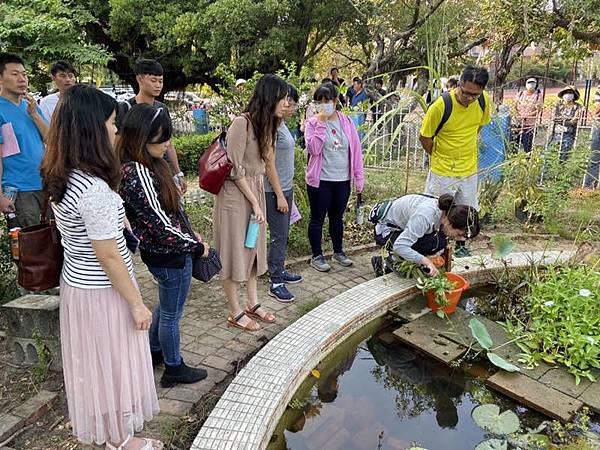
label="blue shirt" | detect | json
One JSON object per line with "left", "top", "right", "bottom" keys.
{"left": 0, "top": 97, "right": 46, "bottom": 191}
{"left": 350, "top": 89, "right": 368, "bottom": 107}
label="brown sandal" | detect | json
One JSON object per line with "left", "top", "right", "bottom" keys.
{"left": 227, "top": 311, "right": 261, "bottom": 332}
{"left": 245, "top": 303, "right": 276, "bottom": 324}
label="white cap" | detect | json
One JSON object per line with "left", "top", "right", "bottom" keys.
{"left": 235, "top": 78, "right": 247, "bottom": 87}
{"left": 526, "top": 78, "right": 537, "bottom": 84}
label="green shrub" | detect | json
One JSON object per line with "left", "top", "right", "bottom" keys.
{"left": 0, "top": 230, "right": 19, "bottom": 305}
{"left": 172, "top": 132, "right": 219, "bottom": 175}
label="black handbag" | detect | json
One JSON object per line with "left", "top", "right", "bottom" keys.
{"left": 178, "top": 210, "right": 222, "bottom": 282}
{"left": 192, "top": 247, "right": 222, "bottom": 282}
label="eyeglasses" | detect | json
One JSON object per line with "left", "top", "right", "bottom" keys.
{"left": 459, "top": 84, "right": 482, "bottom": 99}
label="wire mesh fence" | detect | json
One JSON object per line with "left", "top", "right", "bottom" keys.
{"left": 361, "top": 102, "right": 599, "bottom": 189}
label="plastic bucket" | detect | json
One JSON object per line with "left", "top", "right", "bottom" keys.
{"left": 426, "top": 272, "right": 470, "bottom": 314}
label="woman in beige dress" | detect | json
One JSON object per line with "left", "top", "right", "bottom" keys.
{"left": 214, "top": 74, "right": 290, "bottom": 331}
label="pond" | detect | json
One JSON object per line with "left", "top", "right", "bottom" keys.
{"left": 267, "top": 298, "right": 594, "bottom": 450}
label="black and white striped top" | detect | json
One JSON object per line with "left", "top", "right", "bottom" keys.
{"left": 52, "top": 170, "right": 134, "bottom": 289}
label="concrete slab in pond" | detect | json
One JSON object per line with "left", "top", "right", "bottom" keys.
{"left": 393, "top": 325, "right": 466, "bottom": 364}
{"left": 539, "top": 368, "right": 591, "bottom": 399}
{"left": 578, "top": 381, "right": 600, "bottom": 413}
{"left": 487, "top": 371, "right": 583, "bottom": 422}
{"left": 492, "top": 341, "right": 552, "bottom": 380}
{"left": 390, "top": 296, "right": 431, "bottom": 322}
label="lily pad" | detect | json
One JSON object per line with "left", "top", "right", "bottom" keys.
{"left": 472, "top": 404, "right": 520, "bottom": 434}
{"left": 487, "top": 352, "right": 521, "bottom": 372}
{"left": 474, "top": 439, "right": 507, "bottom": 450}
{"left": 469, "top": 318, "right": 493, "bottom": 350}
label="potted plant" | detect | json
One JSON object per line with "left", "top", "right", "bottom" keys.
{"left": 417, "top": 272, "right": 470, "bottom": 316}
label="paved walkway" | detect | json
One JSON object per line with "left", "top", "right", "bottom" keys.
{"left": 137, "top": 234, "right": 578, "bottom": 419}
{"left": 136, "top": 252, "right": 377, "bottom": 417}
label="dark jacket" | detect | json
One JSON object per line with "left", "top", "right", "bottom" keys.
{"left": 119, "top": 161, "right": 205, "bottom": 268}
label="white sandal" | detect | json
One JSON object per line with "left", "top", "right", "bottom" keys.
{"left": 106, "top": 435, "right": 164, "bottom": 450}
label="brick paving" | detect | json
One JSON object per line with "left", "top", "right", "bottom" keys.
{"left": 135, "top": 251, "right": 376, "bottom": 417}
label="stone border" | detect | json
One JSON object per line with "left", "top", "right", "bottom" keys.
{"left": 191, "top": 250, "right": 573, "bottom": 450}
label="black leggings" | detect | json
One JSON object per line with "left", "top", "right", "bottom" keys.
{"left": 307, "top": 180, "right": 351, "bottom": 257}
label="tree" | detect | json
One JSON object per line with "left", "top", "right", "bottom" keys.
{"left": 0, "top": 0, "right": 354, "bottom": 93}
{"left": 0, "top": 0, "right": 111, "bottom": 91}
{"left": 338, "top": 0, "right": 487, "bottom": 92}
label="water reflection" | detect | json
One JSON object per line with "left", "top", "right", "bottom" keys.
{"left": 268, "top": 329, "right": 543, "bottom": 450}
{"left": 367, "top": 337, "right": 466, "bottom": 429}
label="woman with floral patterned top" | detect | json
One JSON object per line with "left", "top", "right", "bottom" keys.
{"left": 118, "top": 104, "right": 210, "bottom": 388}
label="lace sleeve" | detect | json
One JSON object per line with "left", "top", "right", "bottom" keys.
{"left": 79, "top": 181, "right": 122, "bottom": 240}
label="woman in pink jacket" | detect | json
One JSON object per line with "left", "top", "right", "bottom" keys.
{"left": 304, "top": 82, "right": 365, "bottom": 272}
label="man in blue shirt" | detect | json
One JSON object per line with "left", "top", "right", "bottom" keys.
{"left": 349, "top": 77, "right": 369, "bottom": 107}
{"left": 0, "top": 53, "right": 48, "bottom": 228}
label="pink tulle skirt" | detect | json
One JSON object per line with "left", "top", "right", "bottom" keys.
{"left": 60, "top": 279, "right": 159, "bottom": 445}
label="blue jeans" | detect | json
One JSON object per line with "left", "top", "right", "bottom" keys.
{"left": 148, "top": 255, "right": 192, "bottom": 366}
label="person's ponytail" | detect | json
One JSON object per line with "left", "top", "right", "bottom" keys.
{"left": 438, "top": 194, "right": 455, "bottom": 212}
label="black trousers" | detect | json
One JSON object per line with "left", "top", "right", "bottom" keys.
{"left": 374, "top": 228, "right": 448, "bottom": 257}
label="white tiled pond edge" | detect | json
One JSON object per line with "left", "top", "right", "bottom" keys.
{"left": 191, "top": 250, "right": 574, "bottom": 450}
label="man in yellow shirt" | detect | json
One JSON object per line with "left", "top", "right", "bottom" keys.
{"left": 419, "top": 65, "right": 491, "bottom": 256}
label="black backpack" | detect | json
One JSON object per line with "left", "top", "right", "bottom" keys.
{"left": 433, "top": 91, "right": 486, "bottom": 137}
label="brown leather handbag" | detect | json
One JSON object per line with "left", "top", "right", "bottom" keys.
{"left": 17, "top": 200, "right": 64, "bottom": 292}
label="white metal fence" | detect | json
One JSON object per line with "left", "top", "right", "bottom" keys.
{"left": 361, "top": 104, "right": 598, "bottom": 188}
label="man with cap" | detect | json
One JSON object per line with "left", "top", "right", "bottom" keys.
{"left": 550, "top": 86, "right": 581, "bottom": 162}
{"left": 514, "top": 78, "right": 543, "bottom": 152}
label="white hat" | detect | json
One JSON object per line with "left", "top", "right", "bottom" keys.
{"left": 526, "top": 77, "right": 537, "bottom": 84}
{"left": 235, "top": 78, "right": 247, "bottom": 87}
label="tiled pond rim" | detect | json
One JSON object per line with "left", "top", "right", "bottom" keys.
{"left": 191, "top": 250, "right": 574, "bottom": 450}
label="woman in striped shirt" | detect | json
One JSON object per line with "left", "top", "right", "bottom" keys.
{"left": 40, "top": 85, "right": 161, "bottom": 450}
{"left": 117, "top": 104, "right": 210, "bottom": 388}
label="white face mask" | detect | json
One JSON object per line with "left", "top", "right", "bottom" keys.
{"left": 526, "top": 82, "right": 536, "bottom": 90}
{"left": 321, "top": 102, "right": 335, "bottom": 115}
{"left": 563, "top": 93, "right": 575, "bottom": 102}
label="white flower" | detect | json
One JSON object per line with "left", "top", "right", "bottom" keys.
{"left": 579, "top": 289, "right": 592, "bottom": 297}
{"left": 543, "top": 301, "right": 555, "bottom": 307}
{"left": 587, "top": 337, "right": 595, "bottom": 345}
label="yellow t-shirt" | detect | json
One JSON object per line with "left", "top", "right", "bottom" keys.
{"left": 420, "top": 90, "right": 492, "bottom": 176}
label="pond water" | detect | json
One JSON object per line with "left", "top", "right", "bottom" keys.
{"left": 268, "top": 318, "right": 547, "bottom": 450}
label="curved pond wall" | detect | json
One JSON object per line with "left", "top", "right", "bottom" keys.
{"left": 191, "top": 250, "right": 573, "bottom": 450}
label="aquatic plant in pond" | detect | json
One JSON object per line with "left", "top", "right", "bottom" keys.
{"left": 502, "top": 265, "right": 600, "bottom": 384}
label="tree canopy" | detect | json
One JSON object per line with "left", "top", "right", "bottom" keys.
{"left": 0, "top": 0, "right": 599, "bottom": 92}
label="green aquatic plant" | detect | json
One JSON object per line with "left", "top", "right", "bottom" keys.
{"left": 504, "top": 265, "right": 600, "bottom": 384}
{"left": 469, "top": 318, "right": 521, "bottom": 373}
{"left": 472, "top": 404, "right": 520, "bottom": 434}
{"left": 416, "top": 272, "right": 457, "bottom": 318}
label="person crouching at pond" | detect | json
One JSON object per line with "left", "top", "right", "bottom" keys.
{"left": 41, "top": 85, "right": 162, "bottom": 449}
{"left": 214, "top": 74, "right": 288, "bottom": 332}
{"left": 305, "top": 82, "right": 365, "bottom": 272}
{"left": 264, "top": 83, "right": 303, "bottom": 302}
{"left": 370, "top": 194, "right": 480, "bottom": 277}
{"left": 117, "top": 104, "right": 210, "bottom": 387}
